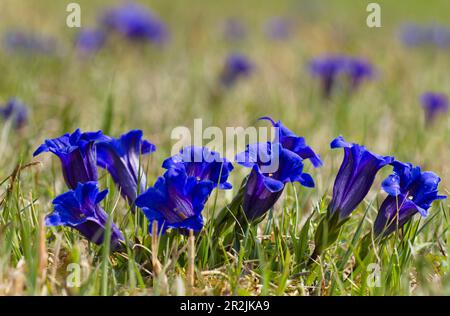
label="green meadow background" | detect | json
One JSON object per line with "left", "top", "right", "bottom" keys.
{"left": 0, "top": 0, "right": 449, "bottom": 295}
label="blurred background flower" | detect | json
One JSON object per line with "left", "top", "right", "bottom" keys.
{"left": 219, "top": 53, "right": 253, "bottom": 88}
{"left": 420, "top": 92, "right": 449, "bottom": 125}
{"left": 222, "top": 18, "right": 246, "bottom": 42}
{"left": 398, "top": 23, "right": 450, "bottom": 48}
{"left": 75, "top": 28, "right": 107, "bottom": 55}
{"left": 0, "top": 98, "right": 28, "bottom": 129}
{"left": 3, "top": 30, "right": 56, "bottom": 55}
{"left": 264, "top": 17, "right": 293, "bottom": 41}
{"left": 100, "top": 2, "right": 169, "bottom": 45}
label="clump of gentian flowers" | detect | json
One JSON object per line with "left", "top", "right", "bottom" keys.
{"left": 35, "top": 118, "right": 446, "bottom": 266}
{"left": 34, "top": 129, "right": 106, "bottom": 189}
{"left": 46, "top": 181, "right": 124, "bottom": 250}
{"left": 215, "top": 117, "right": 321, "bottom": 235}
{"left": 0, "top": 98, "right": 28, "bottom": 130}
{"left": 34, "top": 129, "right": 156, "bottom": 250}
{"left": 420, "top": 92, "right": 448, "bottom": 126}
{"left": 308, "top": 55, "right": 375, "bottom": 98}
{"left": 136, "top": 146, "right": 232, "bottom": 234}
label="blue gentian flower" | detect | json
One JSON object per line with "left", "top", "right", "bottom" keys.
{"left": 96, "top": 130, "right": 156, "bottom": 206}
{"left": 328, "top": 136, "right": 394, "bottom": 221}
{"left": 101, "top": 2, "right": 168, "bottom": 44}
{"left": 75, "top": 28, "right": 106, "bottom": 54}
{"left": 0, "top": 98, "right": 28, "bottom": 129}
{"left": 235, "top": 142, "right": 315, "bottom": 221}
{"left": 309, "top": 55, "right": 347, "bottom": 97}
{"left": 3, "top": 31, "right": 56, "bottom": 55}
{"left": 46, "top": 182, "right": 124, "bottom": 249}
{"left": 259, "top": 117, "right": 323, "bottom": 168}
{"left": 223, "top": 18, "right": 246, "bottom": 41}
{"left": 219, "top": 53, "right": 253, "bottom": 88}
{"left": 264, "top": 17, "right": 292, "bottom": 40}
{"left": 162, "top": 146, "right": 233, "bottom": 189}
{"left": 420, "top": 92, "right": 448, "bottom": 125}
{"left": 374, "top": 161, "right": 446, "bottom": 237}
{"left": 34, "top": 129, "right": 106, "bottom": 189}
{"left": 135, "top": 168, "right": 214, "bottom": 234}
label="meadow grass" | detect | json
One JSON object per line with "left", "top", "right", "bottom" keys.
{"left": 0, "top": 0, "right": 449, "bottom": 295}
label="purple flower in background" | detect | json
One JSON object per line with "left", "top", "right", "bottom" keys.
{"left": 47, "top": 182, "right": 124, "bottom": 249}
{"left": 259, "top": 117, "right": 322, "bottom": 168}
{"left": 34, "top": 130, "right": 105, "bottom": 189}
{"left": 309, "top": 55, "right": 374, "bottom": 97}
{"left": 431, "top": 25, "right": 450, "bottom": 48}
{"left": 135, "top": 168, "right": 214, "bottom": 234}
{"left": 0, "top": 98, "right": 28, "bottom": 129}
{"left": 223, "top": 18, "right": 246, "bottom": 41}
{"left": 308, "top": 55, "right": 347, "bottom": 97}
{"left": 398, "top": 23, "right": 450, "bottom": 49}
{"left": 219, "top": 53, "right": 253, "bottom": 88}
{"left": 235, "top": 142, "right": 315, "bottom": 221}
{"left": 101, "top": 2, "right": 168, "bottom": 44}
{"left": 420, "top": 92, "right": 448, "bottom": 125}
{"left": 328, "top": 136, "right": 394, "bottom": 221}
{"left": 264, "top": 17, "right": 293, "bottom": 40}
{"left": 3, "top": 31, "right": 56, "bottom": 55}
{"left": 162, "top": 146, "right": 233, "bottom": 189}
{"left": 374, "top": 161, "right": 445, "bottom": 237}
{"left": 398, "top": 23, "right": 432, "bottom": 47}
{"left": 346, "top": 58, "right": 374, "bottom": 90}
{"left": 75, "top": 28, "right": 106, "bottom": 54}
{"left": 96, "top": 130, "right": 156, "bottom": 206}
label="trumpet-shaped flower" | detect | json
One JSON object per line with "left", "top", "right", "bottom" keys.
{"left": 46, "top": 182, "right": 124, "bottom": 249}
{"left": 96, "top": 130, "right": 156, "bottom": 206}
{"left": 162, "top": 146, "right": 233, "bottom": 189}
{"left": 135, "top": 168, "right": 214, "bottom": 234}
{"left": 374, "top": 161, "right": 446, "bottom": 237}
{"left": 34, "top": 129, "right": 105, "bottom": 189}
{"left": 328, "top": 136, "right": 393, "bottom": 221}
{"left": 259, "top": 117, "right": 323, "bottom": 168}
{"left": 235, "top": 142, "right": 314, "bottom": 221}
